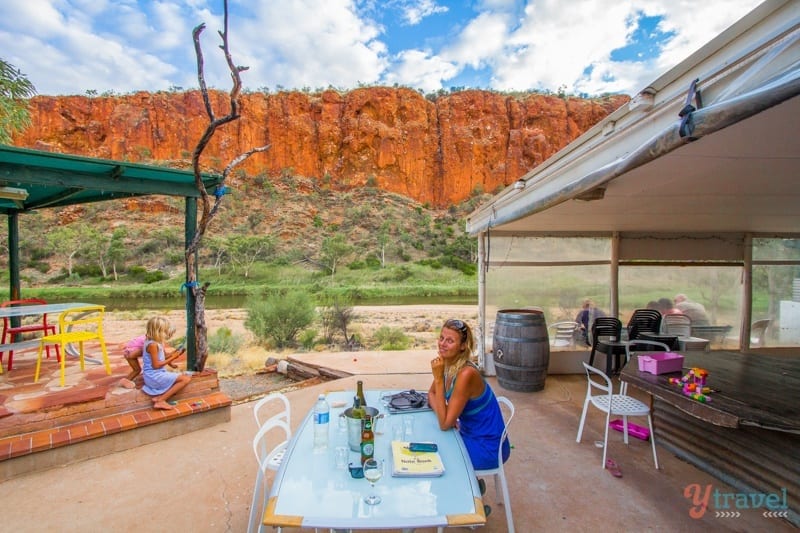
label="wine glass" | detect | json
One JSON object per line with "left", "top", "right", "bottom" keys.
{"left": 362, "top": 458, "right": 383, "bottom": 505}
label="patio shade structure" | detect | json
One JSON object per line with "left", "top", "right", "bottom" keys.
{"left": 0, "top": 144, "right": 223, "bottom": 369}
{"left": 466, "top": 0, "right": 800, "bottom": 361}
{"left": 465, "top": 5, "right": 800, "bottom": 524}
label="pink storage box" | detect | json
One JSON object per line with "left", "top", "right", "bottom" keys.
{"left": 637, "top": 352, "right": 684, "bottom": 374}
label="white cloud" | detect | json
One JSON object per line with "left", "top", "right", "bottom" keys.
{"left": 489, "top": 0, "right": 642, "bottom": 93}
{"left": 441, "top": 11, "right": 511, "bottom": 69}
{"left": 400, "top": 0, "right": 449, "bottom": 26}
{"left": 383, "top": 49, "right": 459, "bottom": 92}
{"left": 0, "top": 0, "right": 768, "bottom": 96}
{"left": 231, "top": 0, "right": 388, "bottom": 90}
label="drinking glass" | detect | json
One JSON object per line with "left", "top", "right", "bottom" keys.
{"left": 363, "top": 458, "right": 383, "bottom": 505}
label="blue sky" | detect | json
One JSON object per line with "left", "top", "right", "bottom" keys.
{"left": 0, "top": 0, "right": 763, "bottom": 97}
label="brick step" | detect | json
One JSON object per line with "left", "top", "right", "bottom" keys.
{"left": 0, "top": 369, "right": 223, "bottom": 438}
{"left": 0, "top": 390, "right": 232, "bottom": 480}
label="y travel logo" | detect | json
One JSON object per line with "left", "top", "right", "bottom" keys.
{"left": 684, "top": 483, "right": 790, "bottom": 519}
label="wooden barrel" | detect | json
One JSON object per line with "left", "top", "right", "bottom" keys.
{"left": 493, "top": 309, "right": 550, "bottom": 392}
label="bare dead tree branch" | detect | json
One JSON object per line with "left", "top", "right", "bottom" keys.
{"left": 186, "top": 0, "right": 269, "bottom": 371}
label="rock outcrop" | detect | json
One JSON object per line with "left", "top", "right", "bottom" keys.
{"left": 15, "top": 88, "right": 627, "bottom": 207}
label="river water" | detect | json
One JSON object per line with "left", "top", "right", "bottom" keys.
{"left": 51, "top": 294, "right": 477, "bottom": 312}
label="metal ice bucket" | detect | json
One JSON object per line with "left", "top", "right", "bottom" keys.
{"left": 342, "top": 406, "right": 380, "bottom": 451}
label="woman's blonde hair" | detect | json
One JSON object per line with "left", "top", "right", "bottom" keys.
{"left": 146, "top": 316, "right": 176, "bottom": 343}
{"left": 442, "top": 319, "right": 475, "bottom": 382}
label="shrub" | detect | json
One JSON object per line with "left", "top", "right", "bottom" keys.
{"left": 208, "top": 326, "right": 244, "bottom": 354}
{"left": 143, "top": 270, "right": 166, "bottom": 283}
{"left": 75, "top": 264, "right": 103, "bottom": 277}
{"left": 299, "top": 328, "right": 318, "bottom": 350}
{"left": 372, "top": 326, "right": 411, "bottom": 350}
{"left": 245, "top": 291, "right": 316, "bottom": 348}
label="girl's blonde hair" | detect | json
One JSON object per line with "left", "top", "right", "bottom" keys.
{"left": 146, "top": 316, "right": 176, "bottom": 343}
{"left": 442, "top": 319, "right": 475, "bottom": 382}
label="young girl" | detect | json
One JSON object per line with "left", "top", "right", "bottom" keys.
{"left": 119, "top": 334, "right": 146, "bottom": 389}
{"left": 142, "top": 316, "right": 191, "bottom": 410}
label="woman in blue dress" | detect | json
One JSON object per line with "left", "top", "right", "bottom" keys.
{"left": 427, "top": 319, "right": 510, "bottom": 471}
{"left": 142, "top": 316, "right": 191, "bottom": 410}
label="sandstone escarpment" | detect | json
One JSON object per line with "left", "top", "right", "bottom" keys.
{"left": 15, "top": 88, "right": 627, "bottom": 207}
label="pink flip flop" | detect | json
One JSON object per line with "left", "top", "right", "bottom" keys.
{"left": 605, "top": 458, "right": 623, "bottom": 478}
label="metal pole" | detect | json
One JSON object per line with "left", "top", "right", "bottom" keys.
{"left": 185, "top": 197, "right": 198, "bottom": 370}
{"left": 741, "top": 233, "right": 753, "bottom": 351}
{"left": 8, "top": 212, "right": 21, "bottom": 333}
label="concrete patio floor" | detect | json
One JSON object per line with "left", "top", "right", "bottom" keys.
{"left": 1, "top": 349, "right": 795, "bottom": 532}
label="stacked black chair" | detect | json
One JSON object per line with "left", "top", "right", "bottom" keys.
{"left": 588, "top": 317, "right": 628, "bottom": 375}
{"left": 626, "top": 309, "right": 662, "bottom": 340}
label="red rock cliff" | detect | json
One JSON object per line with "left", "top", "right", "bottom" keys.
{"left": 14, "top": 88, "right": 627, "bottom": 207}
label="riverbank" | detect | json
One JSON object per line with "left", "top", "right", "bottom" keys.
{"left": 103, "top": 304, "right": 480, "bottom": 378}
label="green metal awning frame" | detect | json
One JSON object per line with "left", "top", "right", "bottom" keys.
{"left": 0, "top": 144, "right": 222, "bottom": 213}
{"left": 0, "top": 144, "right": 224, "bottom": 370}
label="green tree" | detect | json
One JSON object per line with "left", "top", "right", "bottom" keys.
{"left": 0, "top": 59, "right": 36, "bottom": 143}
{"left": 320, "top": 233, "right": 353, "bottom": 276}
{"left": 206, "top": 235, "right": 230, "bottom": 275}
{"left": 376, "top": 221, "right": 391, "bottom": 268}
{"left": 45, "top": 226, "right": 82, "bottom": 277}
{"left": 107, "top": 228, "right": 129, "bottom": 280}
{"left": 228, "top": 234, "right": 274, "bottom": 277}
{"left": 81, "top": 227, "right": 112, "bottom": 278}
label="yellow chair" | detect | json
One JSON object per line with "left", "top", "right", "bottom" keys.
{"left": 34, "top": 305, "right": 111, "bottom": 387}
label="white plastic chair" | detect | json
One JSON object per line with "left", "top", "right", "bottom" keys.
{"left": 248, "top": 417, "right": 292, "bottom": 533}
{"left": 576, "top": 362, "right": 659, "bottom": 470}
{"left": 549, "top": 321, "right": 579, "bottom": 348}
{"left": 663, "top": 313, "right": 692, "bottom": 338}
{"left": 253, "top": 392, "right": 291, "bottom": 431}
{"left": 474, "top": 396, "right": 515, "bottom": 533}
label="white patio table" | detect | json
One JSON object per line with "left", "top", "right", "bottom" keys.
{"left": 262, "top": 389, "right": 485, "bottom": 532}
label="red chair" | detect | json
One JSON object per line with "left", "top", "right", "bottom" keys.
{"left": 1, "top": 298, "right": 61, "bottom": 371}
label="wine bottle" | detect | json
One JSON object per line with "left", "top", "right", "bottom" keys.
{"left": 356, "top": 380, "right": 367, "bottom": 408}
{"left": 351, "top": 396, "right": 365, "bottom": 419}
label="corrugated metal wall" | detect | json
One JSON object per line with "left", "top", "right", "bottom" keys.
{"left": 655, "top": 400, "right": 799, "bottom": 526}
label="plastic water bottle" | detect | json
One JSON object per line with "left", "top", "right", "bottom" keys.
{"left": 313, "top": 394, "right": 330, "bottom": 452}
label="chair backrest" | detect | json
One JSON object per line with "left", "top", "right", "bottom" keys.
{"left": 590, "top": 317, "right": 622, "bottom": 346}
{"left": 549, "top": 321, "right": 579, "bottom": 347}
{"left": 253, "top": 392, "right": 291, "bottom": 430}
{"left": 663, "top": 313, "right": 692, "bottom": 337}
{"left": 582, "top": 361, "right": 613, "bottom": 399}
{"left": 253, "top": 417, "right": 292, "bottom": 473}
{"left": 1, "top": 298, "right": 49, "bottom": 327}
{"left": 494, "top": 396, "right": 515, "bottom": 468}
{"left": 627, "top": 309, "right": 662, "bottom": 340}
{"left": 250, "top": 418, "right": 292, "bottom": 533}
{"left": 58, "top": 305, "right": 105, "bottom": 336}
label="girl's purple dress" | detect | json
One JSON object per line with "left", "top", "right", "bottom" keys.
{"left": 142, "top": 339, "right": 178, "bottom": 395}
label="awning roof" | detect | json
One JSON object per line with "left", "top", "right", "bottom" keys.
{"left": 467, "top": 0, "right": 800, "bottom": 237}
{"left": 0, "top": 145, "right": 223, "bottom": 214}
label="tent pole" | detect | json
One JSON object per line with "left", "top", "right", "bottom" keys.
{"left": 741, "top": 234, "right": 753, "bottom": 351}
{"left": 610, "top": 232, "right": 620, "bottom": 319}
